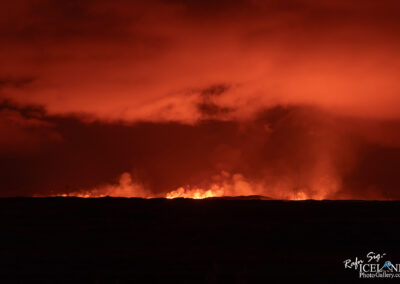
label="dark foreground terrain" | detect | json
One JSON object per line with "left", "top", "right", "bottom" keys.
{"left": 0, "top": 198, "right": 399, "bottom": 283}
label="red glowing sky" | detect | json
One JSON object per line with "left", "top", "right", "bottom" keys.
{"left": 1, "top": 0, "right": 400, "bottom": 199}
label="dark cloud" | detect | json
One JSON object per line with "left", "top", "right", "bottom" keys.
{"left": 200, "top": 84, "right": 230, "bottom": 98}
{"left": 1, "top": 102, "right": 400, "bottom": 199}
{"left": 196, "top": 84, "right": 233, "bottom": 118}
{"left": 1, "top": 0, "right": 400, "bottom": 121}
{"left": 0, "top": 77, "right": 35, "bottom": 89}
{"left": 0, "top": 101, "right": 60, "bottom": 155}
{"left": 197, "top": 102, "right": 232, "bottom": 117}
{"left": 1, "top": 0, "right": 400, "bottom": 199}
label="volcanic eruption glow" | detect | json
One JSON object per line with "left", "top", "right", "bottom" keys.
{"left": 166, "top": 186, "right": 224, "bottom": 199}
{"left": 2, "top": 1, "right": 400, "bottom": 201}
{"left": 37, "top": 171, "right": 336, "bottom": 200}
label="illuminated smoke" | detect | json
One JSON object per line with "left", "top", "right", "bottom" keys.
{"left": 47, "top": 170, "right": 340, "bottom": 200}
{"left": 44, "top": 172, "right": 151, "bottom": 198}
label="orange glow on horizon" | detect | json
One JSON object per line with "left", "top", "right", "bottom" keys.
{"left": 34, "top": 172, "right": 335, "bottom": 200}
{"left": 166, "top": 186, "right": 224, "bottom": 199}
{"left": 34, "top": 191, "right": 320, "bottom": 200}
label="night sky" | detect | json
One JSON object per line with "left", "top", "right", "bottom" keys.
{"left": 1, "top": 0, "right": 400, "bottom": 199}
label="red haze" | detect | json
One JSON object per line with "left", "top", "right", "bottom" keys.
{"left": 1, "top": 0, "right": 400, "bottom": 199}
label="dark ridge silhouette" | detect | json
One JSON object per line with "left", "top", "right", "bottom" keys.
{"left": 1, "top": 197, "right": 399, "bottom": 283}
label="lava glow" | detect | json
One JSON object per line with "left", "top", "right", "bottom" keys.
{"left": 290, "top": 191, "right": 311, "bottom": 201}
{"left": 44, "top": 189, "right": 314, "bottom": 200}
{"left": 166, "top": 185, "right": 225, "bottom": 199}
{"left": 36, "top": 172, "right": 333, "bottom": 200}
{"left": 2, "top": 1, "right": 400, "bottom": 201}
